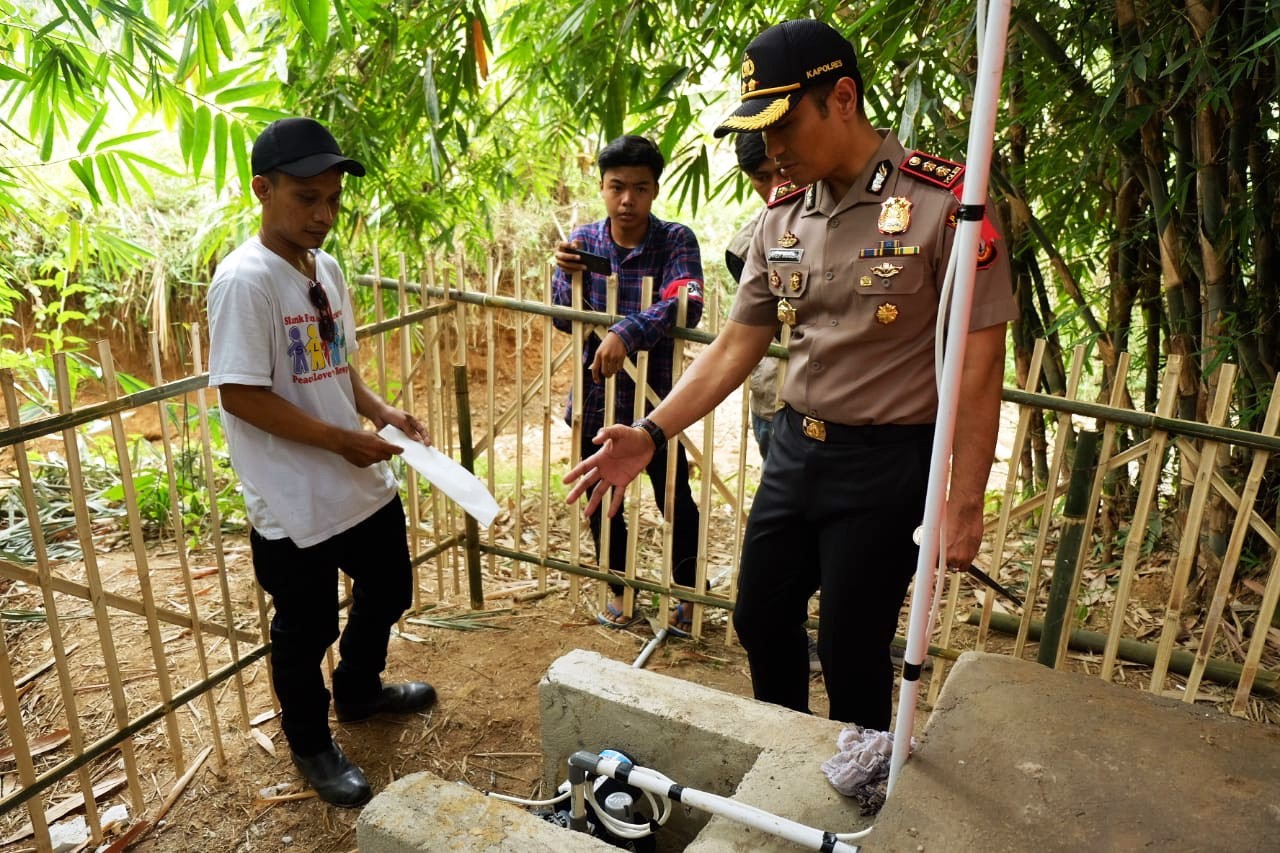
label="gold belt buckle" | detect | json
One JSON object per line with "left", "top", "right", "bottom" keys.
{"left": 802, "top": 416, "right": 827, "bottom": 441}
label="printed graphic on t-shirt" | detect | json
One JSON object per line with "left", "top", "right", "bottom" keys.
{"left": 284, "top": 311, "right": 349, "bottom": 385}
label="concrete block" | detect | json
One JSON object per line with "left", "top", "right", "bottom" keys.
{"left": 356, "top": 770, "right": 618, "bottom": 852}
{"left": 540, "top": 649, "right": 870, "bottom": 851}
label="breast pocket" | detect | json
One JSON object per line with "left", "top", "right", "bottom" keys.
{"left": 853, "top": 258, "right": 934, "bottom": 337}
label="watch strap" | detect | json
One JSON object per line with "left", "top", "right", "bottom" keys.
{"left": 631, "top": 417, "right": 667, "bottom": 452}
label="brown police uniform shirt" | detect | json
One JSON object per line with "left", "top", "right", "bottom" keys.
{"left": 730, "top": 130, "right": 1017, "bottom": 426}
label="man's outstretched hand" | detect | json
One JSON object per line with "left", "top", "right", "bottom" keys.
{"left": 564, "top": 423, "right": 657, "bottom": 517}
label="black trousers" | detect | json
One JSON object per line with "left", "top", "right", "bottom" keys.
{"left": 250, "top": 495, "right": 413, "bottom": 755}
{"left": 732, "top": 408, "right": 932, "bottom": 731}
{"left": 579, "top": 430, "right": 700, "bottom": 595}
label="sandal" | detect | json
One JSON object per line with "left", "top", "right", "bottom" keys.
{"left": 667, "top": 601, "right": 693, "bottom": 638}
{"left": 596, "top": 601, "right": 638, "bottom": 629}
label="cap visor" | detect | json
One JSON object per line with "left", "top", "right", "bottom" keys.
{"left": 276, "top": 152, "right": 367, "bottom": 178}
{"left": 713, "top": 93, "right": 797, "bottom": 138}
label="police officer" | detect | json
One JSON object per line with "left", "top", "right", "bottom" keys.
{"left": 566, "top": 19, "right": 1014, "bottom": 731}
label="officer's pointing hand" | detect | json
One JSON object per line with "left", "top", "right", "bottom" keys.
{"left": 564, "top": 424, "right": 655, "bottom": 518}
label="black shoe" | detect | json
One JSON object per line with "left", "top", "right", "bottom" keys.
{"left": 334, "top": 681, "right": 437, "bottom": 723}
{"left": 291, "top": 740, "right": 372, "bottom": 808}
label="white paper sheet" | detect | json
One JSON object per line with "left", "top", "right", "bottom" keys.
{"left": 378, "top": 425, "right": 500, "bottom": 527}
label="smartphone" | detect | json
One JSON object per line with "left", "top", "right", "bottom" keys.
{"left": 575, "top": 249, "right": 613, "bottom": 276}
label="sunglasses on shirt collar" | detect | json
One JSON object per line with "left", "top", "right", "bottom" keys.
{"left": 308, "top": 278, "right": 337, "bottom": 343}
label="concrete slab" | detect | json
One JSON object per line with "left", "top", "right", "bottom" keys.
{"left": 868, "top": 652, "right": 1280, "bottom": 853}
{"left": 356, "top": 770, "right": 619, "bottom": 852}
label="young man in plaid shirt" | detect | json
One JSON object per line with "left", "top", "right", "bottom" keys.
{"left": 552, "top": 135, "right": 704, "bottom": 634}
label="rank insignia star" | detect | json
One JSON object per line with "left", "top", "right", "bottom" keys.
{"left": 875, "top": 303, "right": 900, "bottom": 325}
{"left": 778, "top": 231, "right": 799, "bottom": 248}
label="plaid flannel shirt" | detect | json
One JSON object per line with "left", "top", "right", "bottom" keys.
{"left": 552, "top": 214, "right": 704, "bottom": 434}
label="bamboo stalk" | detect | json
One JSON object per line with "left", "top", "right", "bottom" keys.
{"left": 980, "top": 338, "right": 1045, "bottom": 648}
{"left": 600, "top": 273, "right": 619, "bottom": 618}
{"left": 189, "top": 326, "right": 256, "bottom": 725}
{"left": 692, "top": 285, "right": 717, "bottom": 639}
{"left": 454, "top": 363, "right": 484, "bottom": 611}
{"left": 1185, "top": 375, "right": 1280, "bottom": 698}
{"left": 927, "top": 570, "right": 964, "bottom": 705}
{"left": 660, "top": 282, "right": 688, "bottom": 632}
{"left": 1232, "top": 545, "right": 1280, "bottom": 713}
{"left": 513, "top": 255, "right": 526, "bottom": 578}
{"left": 623, "top": 276, "right": 652, "bottom": 623}
{"left": 51, "top": 351, "right": 145, "bottom": 813}
{"left": 1052, "top": 352, "right": 1131, "bottom": 665}
{"left": 0, "top": 369, "right": 101, "bottom": 841}
{"left": 1038, "top": 430, "right": 1099, "bottom": 668}
{"left": 970, "top": 609, "right": 1278, "bottom": 694}
{"left": 373, "top": 253, "right": 387, "bottom": 397}
{"left": 485, "top": 253, "right": 498, "bottom": 579}
{"left": 98, "top": 341, "right": 185, "bottom": 770}
{"left": 0, "top": 582, "right": 50, "bottom": 844}
{"left": 1150, "top": 363, "right": 1236, "bottom": 692}
{"left": 1101, "top": 356, "right": 1183, "bottom": 681}
{"left": 539, "top": 263, "right": 554, "bottom": 595}
{"left": 148, "top": 333, "right": 225, "bottom": 766}
{"left": 568, "top": 265, "right": 585, "bottom": 607}
{"left": 399, "top": 256, "right": 422, "bottom": 616}
{"left": 1014, "top": 345, "right": 1086, "bottom": 657}
{"left": 427, "top": 262, "right": 447, "bottom": 598}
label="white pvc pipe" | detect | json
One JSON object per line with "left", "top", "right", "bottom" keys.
{"left": 888, "top": 0, "right": 1014, "bottom": 794}
{"left": 593, "top": 756, "right": 863, "bottom": 852}
{"left": 633, "top": 627, "right": 668, "bottom": 669}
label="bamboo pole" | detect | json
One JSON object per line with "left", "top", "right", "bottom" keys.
{"left": 1052, "top": 352, "right": 1132, "bottom": 665}
{"left": 1101, "top": 356, "right": 1183, "bottom": 681}
{"left": 1038, "top": 430, "right": 1099, "bottom": 668}
{"left": 979, "top": 339, "right": 1045, "bottom": 647}
{"left": 0, "top": 624, "right": 50, "bottom": 847}
{"left": 1232, "top": 543, "right": 1280, "bottom": 712}
{"left": 1186, "top": 375, "right": 1280, "bottom": 699}
{"left": 513, "top": 255, "right": 527, "bottom": 578}
{"left": 1014, "top": 345, "right": 1086, "bottom": 657}
{"left": 927, "top": 570, "right": 964, "bottom": 705}
{"left": 373, "top": 252, "right": 387, "bottom": 397}
{"left": 147, "top": 333, "right": 225, "bottom": 766}
{"left": 51, "top": 352, "right": 145, "bottom": 812}
{"left": 539, "top": 263, "right": 554, "bottom": 595}
{"left": 1150, "top": 363, "right": 1236, "bottom": 692}
{"left": 568, "top": 267, "right": 585, "bottom": 608}
{"left": 189, "top": 326, "right": 257, "bottom": 723}
{"left": 660, "top": 284, "right": 689, "bottom": 631}
{"left": 426, "top": 262, "right": 447, "bottom": 598}
{"left": 448, "top": 254, "right": 465, "bottom": 594}
{"left": 485, "top": 253, "right": 498, "bottom": 578}
{"left": 600, "top": 274, "right": 619, "bottom": 617}
{"left": 970, "top": 609, "right": 1277, "bottom": 694}
{"left": 97, "top": 341, "right": 185, "bottom": 770}
{"left": 399, "top": 256, "right": 423, "bottom": 615}
{"left": 620, "top": 277, "right": 651, "bottom": 623}
{"left": 692, "top": 286, "right": 717, "bottom": 638}
{"left": 0, "top": 369, "right": 101, "bottom": 841}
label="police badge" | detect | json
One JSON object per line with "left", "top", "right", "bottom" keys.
{"left": 877, "top": 197, "right": 913, "bottom": 234}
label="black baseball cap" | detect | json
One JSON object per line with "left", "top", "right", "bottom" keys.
{"left": 251, "top": 118, "right": 366, "bottom": 178}
{"left": 713, "top": 19, "right": 860, "bottom": 138}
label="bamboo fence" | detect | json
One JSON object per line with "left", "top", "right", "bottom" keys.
{"left": 0, "top": 254, "right": 1279, "bottom": 847}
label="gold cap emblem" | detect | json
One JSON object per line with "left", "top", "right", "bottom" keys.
{"left": 875, "top": 303, "right": 900, "bottom": 325}
{"left": 777, "top": 231, "right": 799, "bottom": 248}
{"left": 742, "top": 57, "right": 755, "bottom": 77}
{"left": 877, "top": 197, "right": 912, "bottom": 234}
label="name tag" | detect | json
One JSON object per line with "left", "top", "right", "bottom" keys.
{"left": 767, "top": 248, "right": 804, "bottom": 263}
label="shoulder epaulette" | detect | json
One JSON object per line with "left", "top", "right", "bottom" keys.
{"left": 899, "top": 150, "right": 965, "bottom": 190}
{"left": 767, "top": 180, "right": 808, "bottom": 208}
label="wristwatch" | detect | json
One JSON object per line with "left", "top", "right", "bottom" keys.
{"left": 631, "top": 417, "right": 667, "bottom": 452}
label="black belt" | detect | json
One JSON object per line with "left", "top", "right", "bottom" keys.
{"left": 782, "top": 405, "right": 934, "bottom": 445}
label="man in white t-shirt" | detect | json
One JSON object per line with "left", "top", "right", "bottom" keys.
{"left": 208, "top": 118, "right": 436, "bottom": 807}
